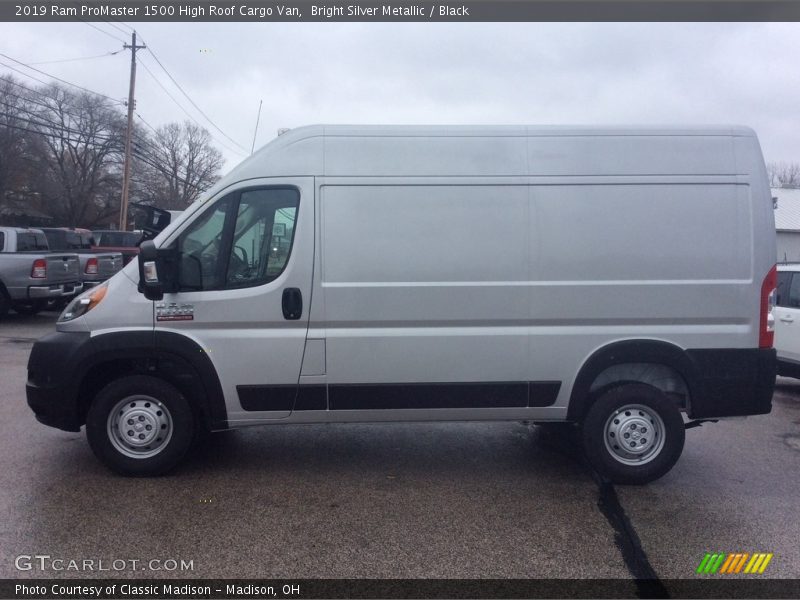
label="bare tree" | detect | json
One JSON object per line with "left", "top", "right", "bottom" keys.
{"left": 0, "top": 76, "right": 37, "bottom": 207}
{"left": 133, "top": 121, "right": 223, "bottom": 210}
{"left": 767, "top": 162, "right": 800, "bottom": 188}
{"left": 26, "top": 84, "right": 126, "bottom": 227}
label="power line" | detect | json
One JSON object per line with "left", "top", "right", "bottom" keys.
{"left": 2, "top": 74, "right": 170, "bottom": 163}
{"left": 0, "top": 76, "right": 133, "bottom": 139}
{"left": 101, "top": 19, "right": 130, "bottom": 36}
{"left": 0, "top": 107, "right": 122, "bottom": 146}
{"left": 0, "top": 114, "right": 202, "bottom": 192}
{"left": 1, "top": 85, "right": 94, "bottom": 123}
{"left": 0, "top": 74, "right": 54, "bottom": 98}
{"left": 78, "top": 19, "right": 126, "bottom": 44}
{"left": 137, "top": 56, "right": 245, "bottom": 157}
{"left": 137, "top": 58, "right": 197, "bottom": 124}
{"left": 1, "top": 62, "right": 216, "bottom": 197}
{"left": 0, "top": 60, "right": 52, "bottom": 87}
{"left": 135, "top": 111, "right": 158, "bottom": 134}
{"left": 139, "top": 37, "right": 248, "bottom": 154}
{"left": 0, "top": 113, "right": 120, "bottom": 150}
{"left": 0, "top": 53, "right": 124, "bottom": 105}
{"left": 77, "top": 1, "right": 135, "bottom": 36}
{"left": 29, "top": 49, "right": 122, "bottom": 66}
{"left": 0, "top": 95, "right": 161, "bottom": 159}
{"left": 2, "top": 119, "right": 210, "bottom": 208}
{"left": 1, "top": 77, "right": 135, "bottom": 140}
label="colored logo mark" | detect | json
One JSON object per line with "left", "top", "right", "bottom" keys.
{"left": 696, "top": 552, "right": 773, "bottom": 574}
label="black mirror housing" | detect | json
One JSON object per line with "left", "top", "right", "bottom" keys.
{"left": 137, "top": 240, "right": 164, "bottom": 301}
{"left": 138, "top": 240, "right": 179, "bottom": 301}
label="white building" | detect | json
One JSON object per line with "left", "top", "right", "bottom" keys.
{"left": 773, "top": 187, "right": 800, "bottom": 263}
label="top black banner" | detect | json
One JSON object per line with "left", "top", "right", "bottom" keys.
{"left": 4, "top": 0, "right": 800, "bottom": 22}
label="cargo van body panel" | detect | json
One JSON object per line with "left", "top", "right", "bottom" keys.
{"left": 27, "top": 125, "right": 777, "bottom": 480}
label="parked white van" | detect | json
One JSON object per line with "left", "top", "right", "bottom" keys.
{"left": 27, "top": 125, "right": 777, "bottom": 483}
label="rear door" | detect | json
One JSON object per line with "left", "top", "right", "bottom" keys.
{"left": 154, "top": 178, "right": 314, "bottom": 424}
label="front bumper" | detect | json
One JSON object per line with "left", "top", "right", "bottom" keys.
{"left": 26, "top": 331, "right": 91, "bottom": 432}
{"left": 27, "top": 281, "right": 83, "bottom": 299}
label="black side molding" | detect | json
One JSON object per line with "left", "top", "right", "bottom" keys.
{"left": 238, "top": 381, "right": 561, "bottom": 412}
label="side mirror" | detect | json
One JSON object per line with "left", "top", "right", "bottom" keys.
{"left": 138, "top": 240, "right": 164, "bottom": 301}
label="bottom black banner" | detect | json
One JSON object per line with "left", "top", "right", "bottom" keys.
{"left": 3, "top": 579, "right": 800, "bottom": 599}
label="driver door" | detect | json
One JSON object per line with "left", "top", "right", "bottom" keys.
{"left": 154, "top": 178, "right": 314, "bottom": 424}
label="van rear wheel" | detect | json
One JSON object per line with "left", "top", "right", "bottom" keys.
{"left": 86, "top": 375, "right": 194, "bottom": 476}
{"left": 581, "top": 383, "right": 685, "bottom": 485}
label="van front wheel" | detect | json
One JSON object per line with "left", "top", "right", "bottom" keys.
{"left": 581, "top": 383, "right": 685, "bottom": 485}
{"left": 86, "top": 376, "right": 195, "bottom": 476}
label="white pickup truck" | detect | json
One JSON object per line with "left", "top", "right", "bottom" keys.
{"left": 0, "top": 226, "right": 82, "bottom": 318}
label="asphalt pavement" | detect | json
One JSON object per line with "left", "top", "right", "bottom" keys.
{"left": 0, "top": 312, "right": 798, "bottom": 585}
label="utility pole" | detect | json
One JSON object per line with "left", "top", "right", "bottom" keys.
{"left": 119, "top": 31, "right": 145, "bottom": 231}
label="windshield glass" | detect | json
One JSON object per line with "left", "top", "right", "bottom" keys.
{"left": 94, "top": 232, "right": 143, "bottom": 247}
{"left": 17, "top": 232, "right": 49, "bottom": 251}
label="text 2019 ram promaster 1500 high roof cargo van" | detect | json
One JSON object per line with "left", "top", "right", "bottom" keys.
{"left": 26, "top": 125, "right": 777, "bottom": 483}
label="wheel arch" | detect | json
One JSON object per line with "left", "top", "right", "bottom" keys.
{"left": 75, "top": 330, "right": 227, "bottom": 431}
{"left": 567, "top": 339, "right": 700, "bottom": 422}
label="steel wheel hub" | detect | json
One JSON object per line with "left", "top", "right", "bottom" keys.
{"left": 603, "top": 404, "right": 666, "bottom": 466}
{"left": 107, "top": 395, "right": 173, "bottom": 459}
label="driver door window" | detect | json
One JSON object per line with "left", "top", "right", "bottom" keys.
{"left": 178, "top": 187, "right": 299, "bottom": 291}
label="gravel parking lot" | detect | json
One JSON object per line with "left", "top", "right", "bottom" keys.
{"left": 1, "top": 313, "right": 799, "bottom": 586}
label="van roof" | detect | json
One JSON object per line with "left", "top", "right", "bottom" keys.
{"left": 277, "top": 124, "right": 756, "bottom": 138}
{"left": 206, "top": 124, "right": 759, "bottom": 196}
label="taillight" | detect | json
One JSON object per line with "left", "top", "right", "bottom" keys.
{"left": 85, "top": 257, "right": 98, "bottom": 275}
{"left": 760, "top": 264, "right": 777, "bottom": 348}
{"left": 31, "top": 258, "right": 46, "bottom": 279}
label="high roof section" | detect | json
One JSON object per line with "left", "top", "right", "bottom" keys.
{"left": 210, "top": 124, "right": 754, "bottom": 187}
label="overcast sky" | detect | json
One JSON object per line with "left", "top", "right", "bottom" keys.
{"left": 1, "top": 22, "right": 798, "bottom": 173}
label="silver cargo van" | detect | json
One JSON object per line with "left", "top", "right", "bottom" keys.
{"left": 26, "top": 125, "right": 777, "bottom": 483}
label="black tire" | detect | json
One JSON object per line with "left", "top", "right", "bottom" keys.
{"left": 12, "top": 299, "right": 47, "bottom": 315}
{"left": 86, "top": 375, "right": 195, "bottom": 476}
{"left": 581, "top": 383, "right": 685, "bottom": 485}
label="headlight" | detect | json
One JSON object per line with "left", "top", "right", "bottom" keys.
{"left": 58, "top": 284, "right": 108, "bottom": 322}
